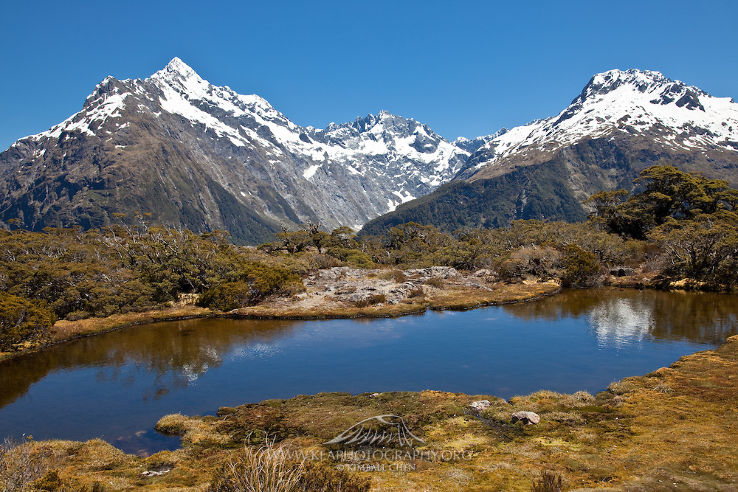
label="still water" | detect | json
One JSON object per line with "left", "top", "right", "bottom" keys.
{"left": 0, "top": 288, "right": 736, "bottom": 454}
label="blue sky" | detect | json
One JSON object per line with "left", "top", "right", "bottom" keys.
{"left": 1, "top": 0, "right": 736, "bottom": 150}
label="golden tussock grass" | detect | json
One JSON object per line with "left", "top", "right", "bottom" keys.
{"left": 51, "top": 306, "right": 213, "bottom": 342}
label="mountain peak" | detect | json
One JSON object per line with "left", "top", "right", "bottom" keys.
{"left": 151, "top": 57, "right": 203, "bottom": 86}
{"left": 593, "top": 68, "right": 668, "bottom": 84}
{"left": 575, "top": 68, "right": 708, "bottom": 107}
{"left": 164, "top": 57, "right": 197, "bottom": 75}
{"left": 578, "top": 69, "right": 668, "bottom": 100}
{"left": 459, "top": 68, "right": 738, "bottom": 182}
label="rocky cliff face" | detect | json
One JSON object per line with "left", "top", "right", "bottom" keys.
{"left": 0, "top": 58, "right": 469, "bottom": 243}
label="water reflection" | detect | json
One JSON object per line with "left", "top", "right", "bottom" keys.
{"left": 0, "top": 318, "right": 298, "bottom": 408}
{"left": 503, "top": 288, "right": 738, "bottom": 346}
{"left": 0, "top": 289, "right": 736, "bottom": 454}
{"left": 2, "top": 290, "right": 737, "bottom": 409}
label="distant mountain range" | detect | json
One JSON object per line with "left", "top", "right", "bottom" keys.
{"left": 2, "top": 60, "right": 737, "bottom": 243}
{"left": 0, "top": 58, "right": 469, "bottom": 243}
{"left": 362, "top": 69, "right": 738, "bottom": 234}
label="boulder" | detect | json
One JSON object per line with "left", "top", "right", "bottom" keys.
{"left": 468, "top": 400, "right": 491, "bottom": 411}
{"left": 609, "top": 266, "right": 635, "bottom": 277}
{"left": 406, "top": 266, "right": 460, "bottom": 280}
{"left": 511, "top": 411, "right": 540, "bottom": 425}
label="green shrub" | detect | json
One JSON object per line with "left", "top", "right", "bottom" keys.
{"left": 198, "top": 263, "right": 304, "bottom": 311}
{"left": 561, "top": 245, "right": 601, "bottom": 287}
{"left": 197, "top": 281, "right": 255, "bottom": 311}
{"left": 0, "top": 293, "right": 56, "bottom": 351}
{"left": 325, "top": 247, "right": 374, "bottom": 269}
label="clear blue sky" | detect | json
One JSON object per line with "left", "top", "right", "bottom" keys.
{"left": 1, "top": 0, "right": 737, "bottom": 150}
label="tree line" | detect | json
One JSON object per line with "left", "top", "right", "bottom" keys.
{"left": 1, "top": 165, "right": 736, "bottom": 351}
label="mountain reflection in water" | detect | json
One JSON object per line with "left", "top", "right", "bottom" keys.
{"left": 0, "top": 288, "right": 736, "bottom": 454}
{"left": 503, "top": 288, "right": 737, "bottom": 346}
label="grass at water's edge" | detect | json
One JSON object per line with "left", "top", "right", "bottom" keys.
{"left": 0, "top": 281, "right": 560, "bottom": 363}
{"left": 4, "top": 334, "right": 737, "bottom": 490}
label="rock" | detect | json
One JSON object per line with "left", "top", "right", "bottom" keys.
{"left": 511, "top": 411, "right": 540, "bottom": 425}
{"left": 405, "top": 266, "right": 460, "bottom": 280}
{"left": 468, "top": 400, "right": 491, "bottom": 411}
{"left": 609, "top": 266, "right": 635, "bottom": 277}
{"left": 141, "top": 467, "right": 171, "bottom": 477}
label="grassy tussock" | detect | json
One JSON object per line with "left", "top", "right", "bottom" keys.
{"left": 1, "top": 438, "right": 50, "bottom": 491}
{"left": 155, "top": 413, "right": 230, "bottom": 447}
{"left": 211, "top": 442, "right": 371, "bottom": 492}
{"left": 532, "top": 470, "right": 563, "bottom": 492}
{"left": 210, "top": 443, "right": 304, "bottom": 492}
{"left": 51, "top": 306, "right": 212, "bottom": 342}
{"left": 353, "top": 294, "right": 386, "bottom": 308}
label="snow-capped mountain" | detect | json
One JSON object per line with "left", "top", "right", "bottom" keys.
{"left": 452, "top": 131, "right": 507, "bottom": 154}
{"left": 362, "top": 69, "right": 738, "bottom": 234}
{"left": 460, "top": 69, "right": 738, "bottom": 181}
{"left": 0, "top": 58, "right": 469, "bottom": 242}
{"left": 4, "top": 63, "right": 738, "bottom": 241}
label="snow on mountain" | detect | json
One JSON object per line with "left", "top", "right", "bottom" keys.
{"left": 2, "top": 58, "right": 471, "bottom": 241}
{"left": 453, "top": 130, "right": 507, "bottom": 154}
{"left": 142, "top": 58, "right": 469, "bottom": 204}
{"left": 362, "top": 69, "right": 738, "bottom": 236}
{"left": 464, "top": 69, "right": 738, "bottom": 177}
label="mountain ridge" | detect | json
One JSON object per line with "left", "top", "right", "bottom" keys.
{"left": 2, "top": 61, "right": 738, "bottom": 242}
{"left": 362, "top": 68, "right": 738, "bottom": 235}
{"left": 0, "top": 58, "right": 471, "bottom": 243}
